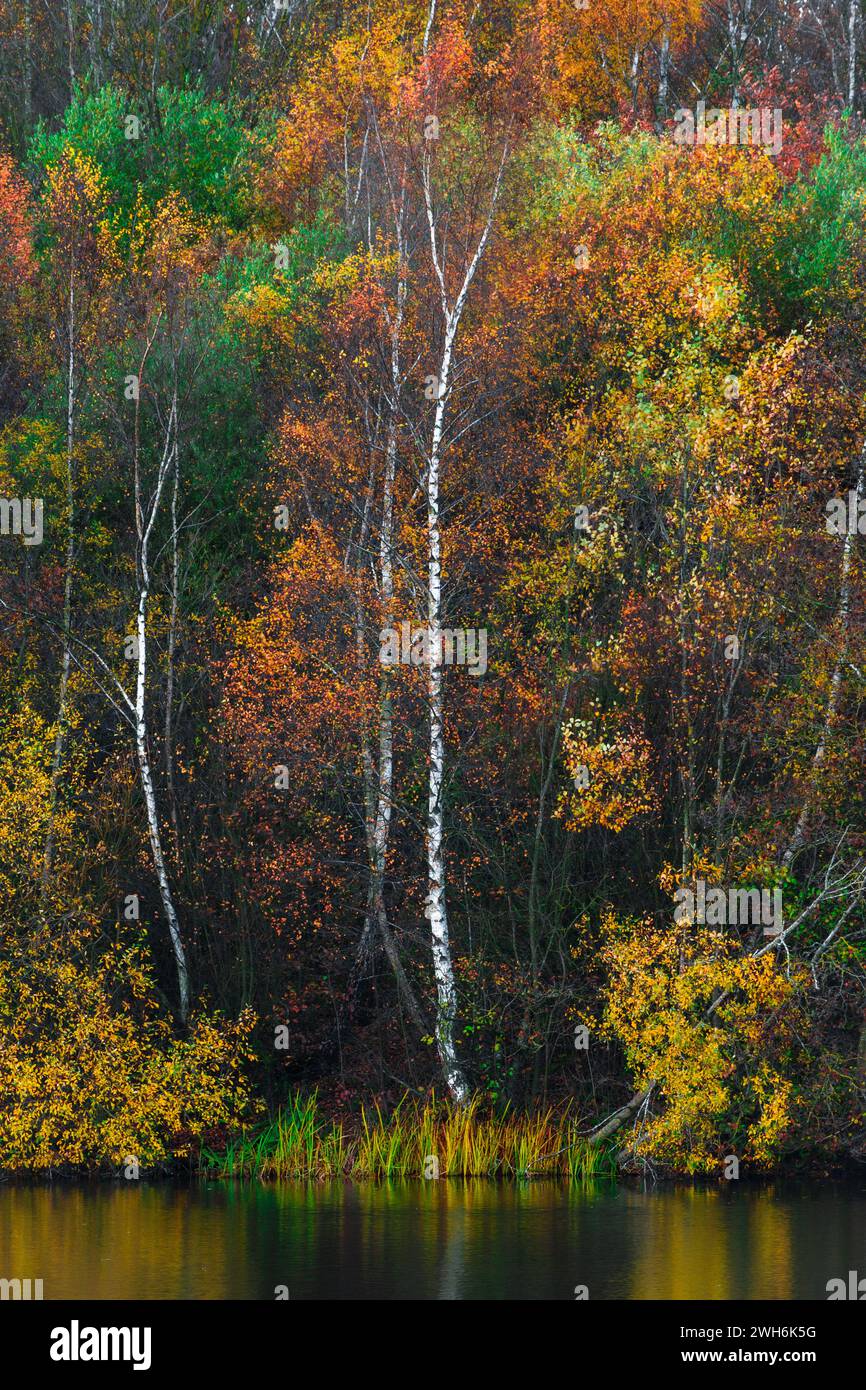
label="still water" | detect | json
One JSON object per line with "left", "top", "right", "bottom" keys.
{"left": 1, "top": 1179, "right": 864, "bottom": 1299}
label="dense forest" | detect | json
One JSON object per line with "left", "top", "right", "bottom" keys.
{"left": 2, "top": 0, "right": 866, "bottom": 1178}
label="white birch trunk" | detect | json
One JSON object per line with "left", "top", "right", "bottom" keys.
{"left": 65, "top": 0, "right": 75, "bottom": 90}
{"left": 23, "top": 0, "right": 32, "bottom": 129}
{"left": 134, "top": 391, "right": 190, "bottom": 1021}
{"left": 849, "top": 0, "right": 860, "bottom": 108}
{"left": 420, "top": 137, "right": 507, "bottom": 1101}
{"left": 727, "top": 0, "right": 744, "bottom": 108}
{"left": 352, "top": 208, "right": 426, "bottom": 1031}
{"left": 781, "top": 443, "right": 866, "bottom": 869}
{"left": 164, "top": 427, "right": 181, "bottom": 865}
{"left": 135, "top": 579, "right": 189, "bottom": 1021}
{"left": 372, "top": 410, "right": 398, "bottom": 916}
{"left": 425, "top": 320, "right": 468, "bottom": 1102}
{"left": 629, "top": 47, "right": 640, "bottom": 112}
{"left": 656, "top": 23, "right": 671, "bottom": 128}
{"left": 369, "top": 226, "right": 407, "bottom": 964}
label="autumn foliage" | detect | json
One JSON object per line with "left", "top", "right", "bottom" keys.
{"left": 1, "top": 0, "right": 866, "bottom": 1172}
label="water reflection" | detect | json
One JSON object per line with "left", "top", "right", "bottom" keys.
{"left": 0, "top": 1178, "right": 864, "bottom": 1299}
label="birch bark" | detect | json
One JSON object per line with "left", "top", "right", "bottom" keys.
{"left": 134, "top": 382, "right": 190, "bottom": 1021}
{"left": 781, "top": 443, "right": 866, "bottom": 869}
{"left": 656, "top": 22, "right": 670, "bottom": 129}
{"left": 421, "top": 135, "right": 508, "bottom": 1101}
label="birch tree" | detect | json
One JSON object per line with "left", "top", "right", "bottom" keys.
{"left": 132, "top": 360, "right": 189, "bottom": 1020}
{"left": 40, "top": 153, "right": 110, "bottom": 893}
{"left": 848, "top": 0, "right": 860, "bottom": 107}
{"left": 120, "top": 197, "right": 215, "bottom": 1021}
{"left": 355, "top": 107, "right": 419, "bottom": 1025}
{"left": 419, "top": 80, "right": 510, "bottom": 1103}
{"left": 781, "top": 439, "right": 866, "bottom": 869}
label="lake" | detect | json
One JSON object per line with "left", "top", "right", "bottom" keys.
{"left": 1, "top": 1178, "right": 864, "bottom": 1299}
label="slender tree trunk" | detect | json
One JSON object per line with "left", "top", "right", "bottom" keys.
{"left": 86, "top": 0, "right": 103, "bottom": 84}
{"left": 425, "top": 318, "right": 468, "bottom": 1102}
{"left": 164, "top": 430, "right": 181, "bottom": 865}
{"left": 348, "top": 399, "right": 425, "bottom": 1033}
{"left": 23, "top": 0, "right": 33, "bottom": 130}
{"left": 134, "top": 387, "right": 189, "bottom": 1022}
{"left": 727, "top": 0, "right": 747, "bottom": 108}
{"left": 849, "top": 0, "right": 860, "bottom": 109}
{"left": 352, "top": 459, "right": 380, "bottom": 972}
{"left": 136, "top": 580, "right": 189, "bottom": 1021}
{"left": 368, "top": 245, "right": 412, "bottom": 1011}
{"left": 42, "top": 270, "right": 76, "bottom": 893}
{"left": 781, "top": 442, "right": 866, "bottom": 869}
{"left": 679, "top": 458, "right": 695, "bottom": 883}
{"left": 589, "top": 1085, "right": 654, "bottom": 1146}
{"left": 371, "top": 411, "right": 397, "bottom": 929}
{"left": 423, "top": 0, "right": 437, "bottom": 55}
{"left": 65, "top": 0, "right": 75, "bottom": 92}
{"left": 656, "top": 22, "right": 671, "bottom": 129}
{"left": 714, "top": 616, "right": 749, "bottom": 865}
{"left": 419, "top": 131, "right": 508, "bottom": 1101}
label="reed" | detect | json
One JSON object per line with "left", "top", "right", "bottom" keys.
{"left": 201, "top": 1092, "right": 616, "bottom": 1181}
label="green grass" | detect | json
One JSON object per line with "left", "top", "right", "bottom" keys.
{"left": 201, "top": 1092, "right": 616, "bottom": 1180}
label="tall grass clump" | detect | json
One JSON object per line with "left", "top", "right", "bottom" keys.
{"left": 201, "top": 1093, "right": 616, "bottom": 1181}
